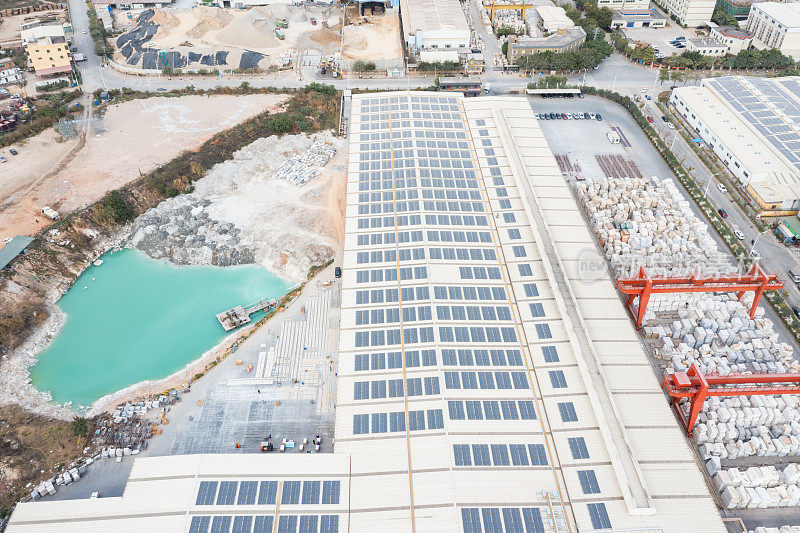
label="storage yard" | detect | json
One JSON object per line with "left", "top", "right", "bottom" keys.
{"left": 113, "top": 4, "right": 401, "bottom": 72}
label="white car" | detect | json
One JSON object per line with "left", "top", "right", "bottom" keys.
{"left": 667, "top": 123, "right": 675, "bottom": 129}
{"left": 750, "top": 249, "right": 762, "bottom": 260}
{"left": 733, "top": 229, "right": 745, "bottom": 240}
{"left": 717, "top": 183, "right": 727, "bottom": 193}
{"left": 82, "top": 29, "right": 87, "bottom": 34}
{"left": 640, "top": 88, "right": 647, "bottom": 93}
{"left": 589, "top": 112, "right": 596, "bottom": 119}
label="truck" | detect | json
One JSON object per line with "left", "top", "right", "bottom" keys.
{"left": 41, "top": 206, "right": 60, "bottom": 220}
{"left": 73, "top": 53, "right": 87, "bottom": 62}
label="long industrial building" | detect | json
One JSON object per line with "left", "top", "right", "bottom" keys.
{"left": 6, "top": 93, "right": 725, "bottom": 532}
{"left": 670, "top": 76, "right": 800, "bottom": 214}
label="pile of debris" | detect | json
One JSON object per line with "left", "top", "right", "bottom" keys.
{"left": 128, "top": 196, "right": 256, "bottom": 267}
{"left": 273, "top": 137, "right": 337, "bottom": 185}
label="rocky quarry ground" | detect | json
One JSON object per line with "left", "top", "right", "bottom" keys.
{"left": 126, "top": 131, "right": 345, "bottom": 282}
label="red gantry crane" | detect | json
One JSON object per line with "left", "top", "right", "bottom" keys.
{"left": 617, "top": 264, "right": 783, "bottom": 330}
{"left": 663, "top": 364, "right": 800, "bottom": 436}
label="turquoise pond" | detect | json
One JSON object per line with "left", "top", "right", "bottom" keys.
{"left": 30, "top": 248, "right": 291, "bottom": 408}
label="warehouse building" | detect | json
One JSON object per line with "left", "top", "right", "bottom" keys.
{"left": 399, "top": 0, "right": 470, "bottom": 55}
{"left": 745, "top": 2, "right": 800, "bottom": 60}
{"left": 670, "top": 76, "right": 800, "bottom": 215}
{"left": 6, "top": 93, "right": 725, "bottom": 532}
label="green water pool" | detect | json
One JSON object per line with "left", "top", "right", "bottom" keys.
{"left": 30, "top": 248, "right": 291, "bottom": 409}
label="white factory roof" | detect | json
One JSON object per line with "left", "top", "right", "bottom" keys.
{"left": 673, "top": 81, "right": 799, "bottom": 186}
{"left": 750, "top": 2, "right": 800, "bottom": 28}
{"left": 6, "top": 93, "right": 725, "bottom": 533}
{"left": 399, "top": 0, "right": 469, "bottom": 36}
{"left": 535, "top": 4, "right": 574, "bottom": 32}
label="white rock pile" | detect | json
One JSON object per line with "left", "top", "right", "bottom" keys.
{"left": 575, "top": 174, "right": 800, "bottom": 510}
{"left": 576, "top": 176, "right": 730, "bottom": 278}
{"left": 713, "top": 463, "right": 800, "bottom": 508}
{"left": 273, "top": 137, "right": 336, "bottom": 185}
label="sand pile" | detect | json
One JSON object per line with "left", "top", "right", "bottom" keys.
{"left": 151, "top": 9, "right": 179, "bottom": 28}
{"left": 214, "top": 7, "right": 279, "bottom": 50}
{"left": 342, "top": 25, "right": 367, "bottom": 50}
{"left": 187, "top": 7, "right": 233, "bottom": 39}
{"left": 309, "top": 25, "right": 339, "bottom": 46}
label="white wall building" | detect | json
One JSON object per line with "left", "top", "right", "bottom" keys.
{"left": 19, "top": 23, "right": 65, "bottom": 44}
{"left": 0, "top": 67, "right": 23, "bottom": 86}
{"left": 597, "top": 0, "right": 649, "bottom": 11}
{"left": 745, "top": 3, "right": 800, "bottom": 60}
{"left": 400, "top": 0, "right": 470, "bottom": 54}
{"left": 6, "top": 92, "right": 727, "bottom": 533}
{"left": 685, "top": 37, "right": 728, "bottom": 56}
{"left": 535, "top": 4, "right": 574, "bottom": 33}
{"left": 710, "top": 25, "right": 753, "bottom": 54}
{"left": 670, "top": 76, "right": 800, "bottom": 210}
{"left": 657, "top": 0, "right": 715, "bottom": 27}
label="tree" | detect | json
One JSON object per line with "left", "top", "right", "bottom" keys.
{"left": 268, "top": 115, "right": 292, "bottom": 133}
{"left": 71, "top": 417, "right": 88, "bottom": 437}
{"left": 353, "top": 60, "right": 376, "bottom": 72}
{"left": 711, "top": 6, "right": 738, "bottom": 27}
{"left": 659, "top": 68, "right": 669, "bottom": 84}
{"left": 502, "top": 41, "right": 508, "bottom": 56}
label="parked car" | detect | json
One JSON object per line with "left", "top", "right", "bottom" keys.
{"left": 561, "top": 113, "right": 568, "bottom": 119}
{"left": 789, "top": 269, "right": 800, "bottom": 284}
{"left": 647, "top": 116, "right": 654, "bottom": 123}
{"left": 584, "top": 112, "right": 590, "bottom": 119}
{"left": 661, "top": 115, "right": 668, "bottom": 122}
{"left": 733, "top": 229, "right": 746, "bottom": 240}
{"left": 9, "top": 149, "right": 17, "bottom": 155}
{"left": 667, "top": 122, "right": 675, "bottom": 129}
{"left": 596, "top": 114, "right": 603, "bottom": 121}
{"left": 589, "top": 113, "right": 596, "bottom": 119}
{"left": 549, "top": 112, "right": 556, "bottom": 119}
{"left": 717, "top": 183, "right": 727, "bottom": 193}
{"left": 0, "top": 156, "right": 6, "bottom": 163}
{"left": 718, "top": 208, "right": 728, "bottom": 218}
{"left": 334, "top": 267, "right": 341, "bottom": 278}
{"left": 792, "top": 306, "right": 800, "bottom": 319}
{"left": 645, "top": 95, "right": 652, "bottom": 100}
{"left": 750, "top": 249, "right": 761, "bottom": 260}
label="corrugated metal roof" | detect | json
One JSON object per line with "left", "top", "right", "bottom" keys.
{"left": 0, "top": 236, "right": 34, "bottom": 270}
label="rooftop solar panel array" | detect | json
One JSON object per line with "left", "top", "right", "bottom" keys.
{"left": 706, "top": 76, "right": 800, "bottom": 172}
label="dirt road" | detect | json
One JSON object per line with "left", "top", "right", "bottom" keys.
{"left": 0, "top": 93, "right": 288, "bottom": 239}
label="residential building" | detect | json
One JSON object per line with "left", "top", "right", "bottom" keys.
{"left": 745, "top": 2, "right": 800, "bottom": 60}
{"left": 710, "top": 24, "right": 753, "bottom": 53}
{"left": 506, "top": 27, "right": 586, "bottom": 61}
{"left": 535, "top": 4, "right": 574, "bottom": 33}
{"left": 670, "top": 76, "right": 800, "bottom": 216}
{"left": 26, "top": 39, "right": 72, "bottom": 77}
{"left": 19, "top": 23, "right": 66, "bottom": 44}
{"left": 610, "top": 8, "right": 668, "bottom": 29}
{"left": 597, "top": 0, "right": 649, "bottom": 11}
{"left": 400, "top": 0, "right": 471, "bottom": 55}
{"left": 5, "top": 91, "right": 727, "bottom": 533}
{"left": 0, "top": 67, "right": 23, "bottom": 86}
{"left": 685, "top": 36, "right": 728, "bottom": 56}
{"left": 656, "top": 0, "right": 715, "bottom": 27}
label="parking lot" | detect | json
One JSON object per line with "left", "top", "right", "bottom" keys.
{"left": 621, "top": 23, "right": 703, "bottom": 57}
{"left": 529, "top": 95, "right": 687, "bottom": 186}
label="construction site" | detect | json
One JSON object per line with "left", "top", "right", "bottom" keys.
{"left": 113, "top": 3, "right": 402, "bottom": 73}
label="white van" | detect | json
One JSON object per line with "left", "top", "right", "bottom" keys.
{"left": 483, "top": 83, "right": 492, "bottom": 94}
